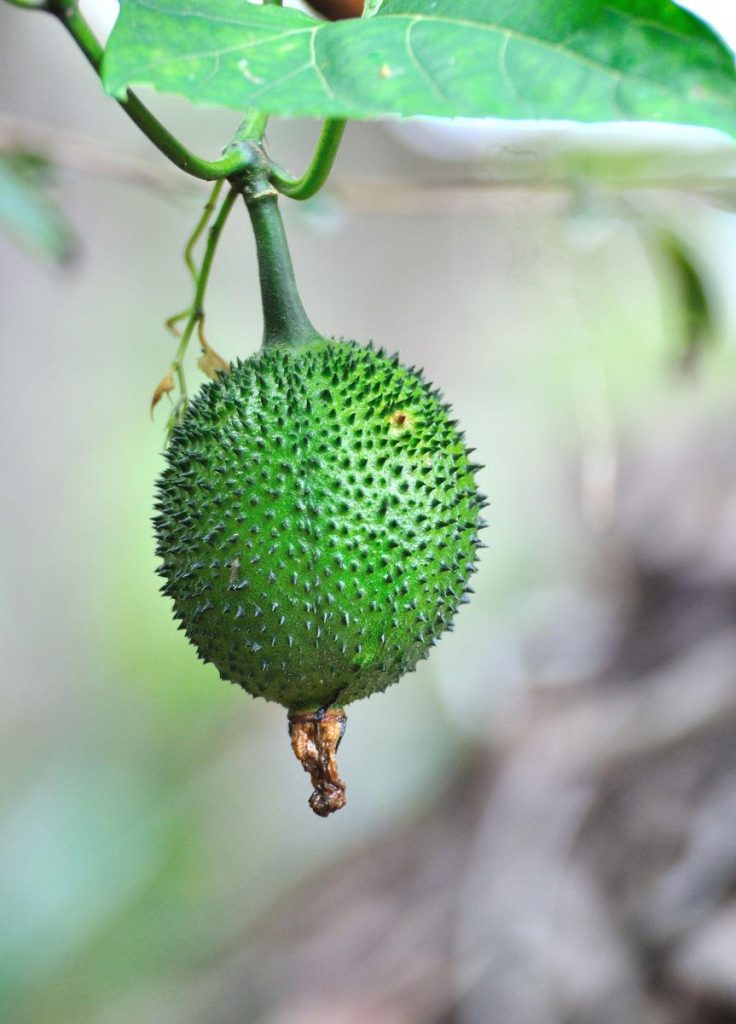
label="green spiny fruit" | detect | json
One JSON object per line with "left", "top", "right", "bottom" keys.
{"left": 154, "top": 338, "right": 485, "bottom": 716}
{"left": 155, "top": 171, "right": 486, "bottom": 815}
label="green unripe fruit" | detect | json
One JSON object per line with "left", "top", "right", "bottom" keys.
{"left": 154, "top": 338, "right": 484, "bottom": 714}
{"left": 155, "top": 172, "right": 486, "bottom": 815}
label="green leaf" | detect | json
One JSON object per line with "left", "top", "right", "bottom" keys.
{"left": 0, "top": 153, "right": 75, "bottom": 263}
{"left": 102, "top": 0, "right": 736, "bottom": 134}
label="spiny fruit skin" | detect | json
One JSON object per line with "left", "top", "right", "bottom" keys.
{"left": 154, "top": 338, "right": 485, "bottom": 712}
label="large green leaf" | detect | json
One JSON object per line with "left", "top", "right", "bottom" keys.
{"left": 101, "top": 0, "right": 736, "bottom": 133}
{"left": 0, "top": 154, "right": 75, "bottom": 263}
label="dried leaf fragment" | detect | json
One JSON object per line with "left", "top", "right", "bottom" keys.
{"left": 150, "top": 371, "right": 175, "bottom": 416}
{"left": 197, "top": 328, "right": 230, "bottom": 380}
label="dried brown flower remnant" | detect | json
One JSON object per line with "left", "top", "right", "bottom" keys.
{"left": 288, "top": 709, "right": 347, "bottom": 816}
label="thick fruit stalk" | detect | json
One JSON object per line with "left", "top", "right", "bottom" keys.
{"left": 242, "top": 169, "right": 321, "bottom": 350}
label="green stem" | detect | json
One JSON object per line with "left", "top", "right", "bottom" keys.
{"left": 270, "top": 119, "right": 347, "bottom": 200}
{"left": 164, "top": 181, "right": 224, "bottom": 336}
{"left": 45, "top": 2, "right": 256, "bottom": 181}
{"left": 172, "top": 188, "right": 238, "bottom": 401}
{"left": 185, "top": 181, "right": 224, "bottom": 282}
{"left": 191, "top": 189, "right": 238, "bottom": 322}
{"left": 242, "top": 172, "right": 320, "bottom": 348}
{"left": 232, "top": 111, "right": 270, "bottom": 148}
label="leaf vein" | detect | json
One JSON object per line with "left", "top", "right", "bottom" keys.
{"left": 234, "top": 59, "right": 316, "bottom": 106}
{"left": 112, "top": 29, "right": 313, "bottom": 87}
{"left": 132, "top": 0, "right": 310, "bottom": 30}
{"left": 498, "top": 33, "right": 528, "bottom": 113}
{"left": 311, "top": 27, "right": 337, "bottom": 102}
{"left": 403, "top": 17, "right": 446, "bottom": 103}
{"left": 378, "top": 13, "right": 726, "bottom": 94}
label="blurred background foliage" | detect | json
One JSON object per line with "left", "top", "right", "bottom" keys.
{"left": 3, "top": 3, "right": 736, "bottom": 1023}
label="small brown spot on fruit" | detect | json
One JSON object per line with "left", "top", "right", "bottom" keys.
{"left": 388, "top": 409, "right": 415, "bottom": 436}
{"left": 380, "top": 63, "right": 392, "bottom": 79}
